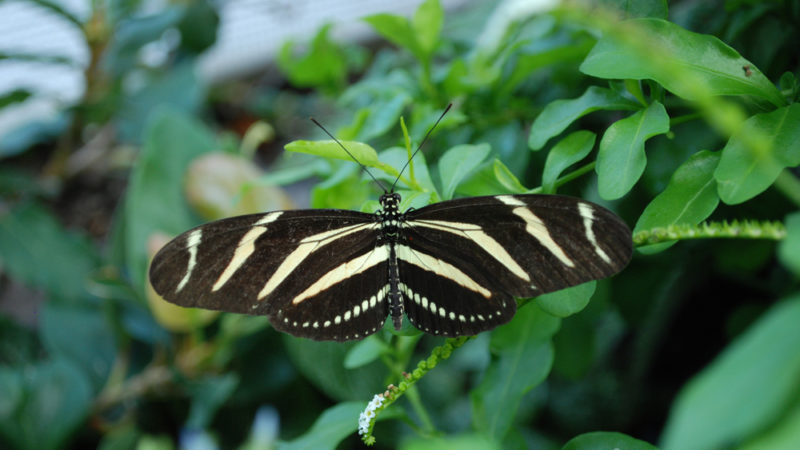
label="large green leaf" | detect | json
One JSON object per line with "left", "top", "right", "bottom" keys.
{"left": 660, "top": 296, "right": 800, "bottom": 450}
{"left": 124, "top": 108, "right": 217, "bottom": 289}
{"left": 285, "top": 140, "right": 381, "bottom": 167}
{"left": 714, "top": 104, "right": 800, "bottom": 204}
{"left": 596, "top": 101, "right": 670, "bottom": 200}
{"left": 634, "top": 150, "right": 721, "bottom": 254}
{"left": 528, "top": 86, "right": 639, "bottom": 150}
{"left": 580, "top": 18, "right": 784, "bottom": 107}
{"left": 471, "top": 304, "right": 559, "bottom": 440}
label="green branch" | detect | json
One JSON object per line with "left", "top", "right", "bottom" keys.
{"left": 359, "top": 336, "right": 473, "bottom": 445}
{"left": 634, "top": 220, "right": 786, "bottom": 246}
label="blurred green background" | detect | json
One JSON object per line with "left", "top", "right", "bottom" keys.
{"left": 1, "top": 0, "right": 800, "bottom": 449}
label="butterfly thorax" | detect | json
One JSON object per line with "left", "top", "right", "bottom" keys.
{"left": 377, "top": 192, "right": 403, "bottom": 238}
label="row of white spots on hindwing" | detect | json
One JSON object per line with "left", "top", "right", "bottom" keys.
{"left": 399, "top": 282, "right": 500, "bottom": 335}
{"left": 496, "top": 195, "right": 575, "bottom": 268}
{"left": 176, "top": 229, "right": 202, "bottom": 292}
{"left": 395, "top": 245, "right": 492, "bottom": 298}
{"left": 407, "top": 219, "right": 530, "bottom": 282}
{"left": 212, "top": 212, "right": 283, "bottom": 291}
{"left": 279, "top": 285, "right": 388, "bottom": 340}
{"left": 258, "top": 222, "right": 378, "bottom": 301}
{"left": 578, "top": 202, "right": 613, "bottom": 264}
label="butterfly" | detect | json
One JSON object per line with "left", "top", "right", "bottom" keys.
{"left": 149, "top": 107, "right": 632, "bottom": 341}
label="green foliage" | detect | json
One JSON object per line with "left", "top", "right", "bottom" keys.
{"left": 634, "top": 150, "right": 721, "bottom": 254}
{"left": 2, "top": 0, "right": 800, "bottom": 448}
{"left": 661, "top": 296, "right": 800, "bottom": 450}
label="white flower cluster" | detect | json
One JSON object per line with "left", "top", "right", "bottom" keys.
{"left": 358, "top": 394, "right": 384, "bottom": 435}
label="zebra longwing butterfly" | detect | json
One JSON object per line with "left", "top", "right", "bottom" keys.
{"left": 149, "top": 191, "right": 632, "bottom": 341}
{"left": 150, "top": 106, "right": 632, "bottom": 341}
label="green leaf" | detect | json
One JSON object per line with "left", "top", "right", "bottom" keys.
{"left": 541, "top": 131, "right": 596, "bottom": 194}
{"left": 0, "top": 201, "right": 99, "bottom": 302}
{"left": 493, "top": 159, "right": 529, "bottom": 194}
{"left": 660, "top": 296, "right": 800, "bottom": 450}
{"left": 412, "top": 0, "right": 443, "bottom": 57}
{"left": 355, "top": 93, "right": 413, "bottom": 142}
{"left": 363, "top": 14, "right": 423, "bottom": 62}
{"left": 0, "top": 358, "right": 92, "bottom": 450}
{"left": 634, "top": 150, "right": 721, "bottom": 254}
{"left": 278, "top": 24, "right": 347, "bottom": 92}
{"left": 739, "top": 399, "right": 800, "bottom": 450}
{"left": 536, "top": 281, "right": 596, "bottom": 318}
{"left": 778, "top": 212, "right": 800, "bottom": 276}
{"left": 124, "top": 108, "right": 217, "bottom": 289}
{"left": 528, "top": 86, "right": 639, "bottom": 150}
{"left": 344, "top": 335, "right": 391, "bottom": 369}
{"left": 286, "top": 139, "right": 381, "bottom": 166}
{"left": 400, "top": 433, "right": 502, "bottom": 450}
{"left": 279, "top": 402, "right": 397, "bottom": 450}
{"left": 439, "top": 143, "right": 491, "bottom": 200}
{"left": 596, "top": 101, "right": 670, "bottom": 200}
{"left": 564, "top": 431, "right": 657, "bottom": 450}
{"left": 471, "top": 304, "right": 559, "bottom": 440}
{"left": 714, "top": 104, "right": 800, "bottom": 204}
{"left": 580, "top": 18, "right": 784, "bottom": 107}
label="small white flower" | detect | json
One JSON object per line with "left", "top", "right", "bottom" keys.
{"left": 358, "top": 394, "right": 385, "bottom": 435}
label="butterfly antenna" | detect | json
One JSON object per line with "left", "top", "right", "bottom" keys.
{"left": 310, "top": 117, "right": 388, "bottom": 193}
{"left": 390, "top": 103, "right": 452, "bottom": 193}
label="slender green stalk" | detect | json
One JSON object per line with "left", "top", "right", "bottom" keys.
{"left": 633, "top": 220, "right": 787, "bottom": 246}
{"left": 359, "top": 336, "right": 473, "bottom": 445}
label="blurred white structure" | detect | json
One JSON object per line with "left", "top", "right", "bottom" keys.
{"left": 0, "top": 0, "right": 472, "bottom": 144}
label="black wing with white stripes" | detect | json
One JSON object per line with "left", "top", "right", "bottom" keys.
{"left": 398, "top": 194, "right": 631, "bottom": 337}
{"left": 149, "top": 210, "right": 391, "bottom": 341}
{"left": 149, "top": 193, "right": 632, "bottom": 341}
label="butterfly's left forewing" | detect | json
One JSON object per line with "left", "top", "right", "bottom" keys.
{"left": 149, "top": 210, "right": 390, "bottom": 341}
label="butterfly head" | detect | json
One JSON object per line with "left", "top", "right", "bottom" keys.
{"left": 379, "top": 192, "right": 402, "bottom": 213}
